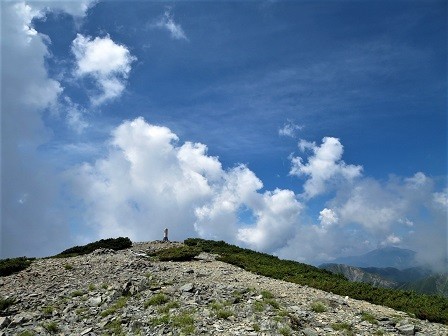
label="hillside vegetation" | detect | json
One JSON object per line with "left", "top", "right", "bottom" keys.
{"left": 182, "top": 238, "right": 448, "bottom": 324}
{"left": 400, "top": 274, "right": 448, "bottom": 298}
{"left": 0, "top": 257, "right": 34, "bottom": 277}
{"left": 53, "top": 237, "right": 132, "bottom": 257}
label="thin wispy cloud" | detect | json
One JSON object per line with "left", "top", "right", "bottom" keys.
{"left": 279, "top": 120, "right": 303, "bottom": 138}
{"left": 153, "top": 8, "right": 188, "bottom": 41}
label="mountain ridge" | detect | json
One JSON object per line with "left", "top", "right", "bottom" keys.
{"left": 331, "top": 246, "right": 418, "bottom": 269}
{"left": 0, "top": 240, "right": 447, "bottom": 335}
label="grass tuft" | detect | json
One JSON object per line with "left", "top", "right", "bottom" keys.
{"left": 253, "top": 300, "right": 265, "bottom": 312}
{"left": 144, "top": 293, "right": 169, "bottom": 308}
{"left": 71, "top": 290, "right": 85, "bottom": 297}
{"left": 100, "top": 296, "right": 128, "bottom": 317}
{"left": 149, "top": 314, "right": 170, "bottom": 326}
{"left": 361, "top": 311, "right": 378, "bottom": 324}
{"left": 279, "top": 326, "right": 292, "bottom": 336}
{"left": 332, "top": 322, "right": 353, "bottom": 334}
{"left": 17, "top": 331, "right": 34, "bottom": 336}
{"left": 42, "top": 321, "right": 59, "bottom": 333}
{"left": 311, "top": 301, "right": 327, "bottom": 313}
{"left": 216, "top": 309, "right": 233, "bottom": 319}
{"left": 0, "top": 296, "right": 15, "bottom": 310}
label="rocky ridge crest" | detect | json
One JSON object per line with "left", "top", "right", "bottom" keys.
{"left": 1, "top": 241, "right": 447, "bottom": 336}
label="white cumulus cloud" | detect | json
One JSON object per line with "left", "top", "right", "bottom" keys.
{"left": 237, "top": 189, "right": 302, "bottom": 251}
{"left": 1, "top": 1, "right": 95, "bottom": 258}
{"left": 318, "top": 208, "right": 338, "bottom": 229}
{"left": 381, "top": 234, "right": 402, "bottom": 246}
{"left": 290, "top": 137, "right": 363, "bottom": 198}
{"left": 69, "top": 117, "right": 301, "bottom": 249}
{"left": 72, "top": 34, "right": 136, "bottom": 105}
{"left": 433, "top": 189, "right": 448, "bottom": 208}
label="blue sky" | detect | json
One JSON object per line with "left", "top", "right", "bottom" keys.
{"left": 1, "top": 1, "right": 447, "bottom": 269}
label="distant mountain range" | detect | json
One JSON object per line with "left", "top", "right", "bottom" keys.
{"left": 320, "top": 247, "right": 448, "bottom": 298}
{"left": 319, "top": 263, "right": 398, "bottom": 288}
{"left": 331, "top": 246, "right": 418, "bottom": 269}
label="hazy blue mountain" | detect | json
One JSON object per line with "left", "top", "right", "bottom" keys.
{"left": 332, "top": 247, "right": 418, "bottom": 269}
{"left": 399, "top": 273, "right": 448, "bottom": 298}
{"left": 319, "top": 262, "right": 448, "bottom": 298}
{"left": 319, "top": 263, "right": 398, "bottom": 288}
{"left": 361, "top": 266, "right": 432, "bottom": 283}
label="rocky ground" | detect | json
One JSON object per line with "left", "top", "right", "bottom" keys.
{"left": 1, "top": 241, "right": 447, "bottom": 336}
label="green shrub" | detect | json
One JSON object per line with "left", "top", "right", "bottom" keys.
{"left": 0, "top": 257, "right": 33, "bottom": 276}
{"left": 216, "top": 309, "right": 233, "bottom": 319}
{"left": 277, "top": 309, "right": 288, "bottom": 317}
{"left": 17, "top": 331, "right": 34, "bottom": 336}
{"left": 253, "top": 300, "right": 265, "bottom": 312}
{"left": 261, "top": 290, "right": 274, "bottom": 299}
{"left": 0, "top": 296, "right": 15, "bottom": 310}
{"left": 64, "top": 264, "right": 73, "bottom": 270}
{"left": 42, "top": 306, "right": 54, "bottom": 315}
{"left": 158, "top": 301, "right": 180, "bottom": 313}
{"left": 152, "top": 246, "right": 200, "bottom": 261}
{"left": 54, "top": 237, "right": 132, "bottom": 257}
{"left": 75, "top": 307, "right": 88, "bottom": 316}
{"left": 105, "top": 319, "right": 125, "bottom": 336}
{"left": 100, "top": 296, "right": 128, "bottom": 317}
{"left": 172, "top": 311, "right": 195, "bottom": 334}
{"left": 71, "top": 290, "right": 84, "bottom": 297}
{"left": 279, "top": 327, "right": 292, "bottom": 336}
{"left": 144, "top": 293, "right": 169, "bottom": 308}
{"left": 149, "top": 314, "right": 170, "bottom": 326}
{"left": 361, "top": 311, "right": 378, "bottom": 324}
{"left": 209, "top": 301, "right": 224, "bottom": 311}
{"left": 311, "top": 301, "right": 327, "bottom": 313}
{"left": 265, "top": 298, "right": 280, "bottom": 309}
{"left": 43, "top": 321, "right": 59, "bottom": 333}
{"left": 332, "top": 322, "right": 353, "bottom": 332}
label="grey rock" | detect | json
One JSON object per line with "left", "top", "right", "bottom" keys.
{"left": 87, "top": 296, "right": 102, "bottom": 307}
{"left": 179, "top": 282, "right": 194, "bottom": 292}
{"left": 194, "top": 252, "right": 219, "bottom": 262}
{"left": 397, "top": 324, "right": 415, "bottom": 335}
{"left": 81, "top": 327, "right": 93, "bottom": 335}
{"left": 0, "top": 317, "right": 10, "bottom": 329}
{"left": 91, "top": 248, "right": 116, "bottom": 255}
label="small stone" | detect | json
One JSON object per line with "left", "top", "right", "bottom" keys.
{"left": 97, "top": 320, "right": 109, "bottom": 328}
{"left": 0, "top": 317, "right": 10, "bottom": 329}
{"left": 180, "top": 283, "right": 194, "bottom": 292}
{"left": 397, "top": 324, "right": 415, "bottom": 335}
{"left": 302, "top": 327, "right": 318, "bottom": 336}
{"left": 81, "top": 327, "right": 93, "bottom": 335}
{"left": 88, "top": 296, "right": 102, "bottom": 306}
{"left": 10, "top": 315, "right": 24, "bottom": 326}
